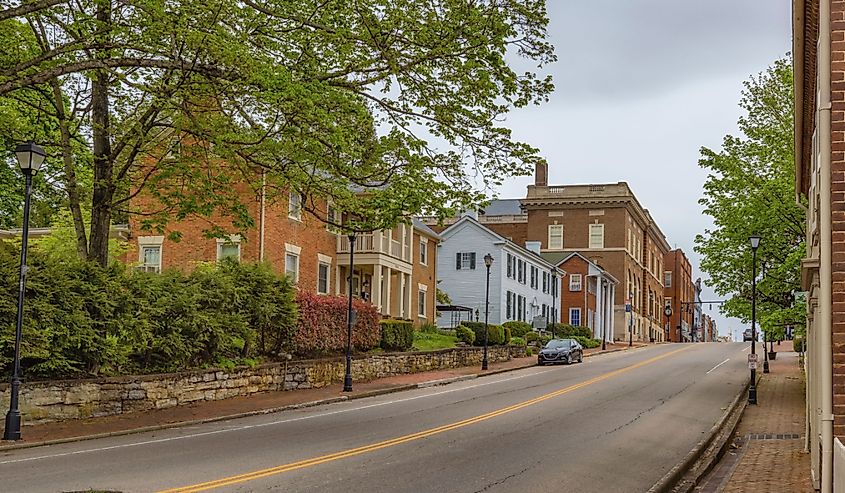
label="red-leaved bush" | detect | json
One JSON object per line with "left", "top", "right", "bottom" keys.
{"left": 294, "top": 292, "right": 381, "bottom": 354}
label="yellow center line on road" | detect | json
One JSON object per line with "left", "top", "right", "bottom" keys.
{"left": 158, "top": 345, "right": 695, "bottom": 493}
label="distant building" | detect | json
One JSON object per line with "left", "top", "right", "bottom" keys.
{"left": 550, "top": 252, "right": 618, "bottom": 344}
{"left": 435, "top": 215, "right": 561, "bottom": 327}
{"left": 664, "top": 249, "right": 694, "bottom": 342}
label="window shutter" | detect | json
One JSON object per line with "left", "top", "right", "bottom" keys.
{"left": 456, "top": 252, "right": 462, "bottom": 270}
{"left": 470, "top": 252, "right": 476, "bottom": 269}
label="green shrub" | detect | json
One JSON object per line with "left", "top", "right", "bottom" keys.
{"left": 539, "top": 335, "right": 552, "bottom": 347}
{"left": 524, "top": 331, "right": 538, "bottom": 344}
{"left": 574, "top": 336, "right": 601, "bottom": 349}
{"left": 294, "top": 292, "right": 381, "bottom": 354}
{"left": 793, "top": 336, "right": 805, "bottom": 352}
{"left": 503, "top": 326, "right": 512, "bottom": 345}
{"left": 380, "top": 320, "right": 415, "bottom": 351}
{"left": 502, "top": 321, "right": 532, "bottom": 338}
{"left": 510, "top": 336, "right": 526, "bottom": 346}
{"left": 464, "top": 323, "right": 506, "bottom": 346}
{"left": 456, "top": 325, "right": 475, "bottom": 345}
{"left": 525, "top": 346, "right": 533, "bottom": 356}
{"left": 557, "top": 325, "right": 593, "bottom": 338}
{"left": 418, "top": 322, "right": 439, "bottom": 333}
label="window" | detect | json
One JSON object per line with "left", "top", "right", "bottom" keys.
{"left": 456, "top": 252, "right": 476, "bottom": 270}
{"left": 517, "top": 259, "right": 524, "bottom": 283}
{"left": 419, "top": 240, "right": 428, "bottom": 265}
{"left": 548, "top": 225, "right": 564, "bottom": 250}
{"left": 569, "top": 274, "right": 582, "bottom": 291}
{"left": 506, "top": 291, "right": 513, "bottom": 319}
{"left": 507, "top": 253, "right": 513, "bottom": 278}
{"left": 530, "top": 266, "right": 537, "bottom": 289}
{"left": 517, "top": 296, "right": 524, "bottom": 321}
{"left": 542, "top": 272, "right": 548, "bottom": 293}
{"left": 285, "top": 253, "right": 300, "bottom": 282}
{"left": 327, "top": 203, "right": 340, "bottom": 233}
{"left": 418, "top": 289, "right": 427, "bottom": 317}
{"left": 589, "top": 224, "right": 605, "bottom": 249}
{"left": 139, "top": 245, "right": 162, "bottom": 273}
{"left": 217, "top": 236, "right": 241, "bottom": 262}
{"left": 664, "top": 271, "right": 672, "bottom": 288}
{"left": 570, "top": 308, "right": 581, "bottom": 327}
{"left": 288, "top": 191, "right": 302, "bottom": 220}
{"left": 318, "top": 262, "right": 330, "bottom": 294}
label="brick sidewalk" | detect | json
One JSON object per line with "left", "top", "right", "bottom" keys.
{"left": 2, "top": 342, "right": 646, "bottom": 449}
{"left": 701, "top": 343, "right": 813, "bottom": 493}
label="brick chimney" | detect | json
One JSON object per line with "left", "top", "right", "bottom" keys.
{"left": 535, "top": 162, "right": 548, "bottom": 187}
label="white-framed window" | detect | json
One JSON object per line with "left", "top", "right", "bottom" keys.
{"left": 569, "top": 274, "right": 582, "bottom": 291}
{"left": 664, "top": 271, "right": 672, "bottom": 288}
{"left": 419, "top": 239, "right": 428, "bottom": 265}
{"left": 318, "top": 262, "right": 330, "bottom": 294}
{"left": 418, "top": 283, "right": 428, "bottom": 318}
{"left": 542, "top": 271, "right": 548, "bottom": 293}
{"left": 589, "top": 224, "right": 605, "bottom": 249}
{"left": 548, "top": 224, "right": 563, "bottom": 250}
{"left": 456, "top": 251, "right": 476, "bottom": 270}
{"left": 216, "top": 235, "right": 241, "bottom": 262}
{"left": 137, "top": 236, "right": 164, "bottom": 273}
{"left": 288, "top": 191, "right": 302, "bottom": 221}
{"left": 507, "top": 253, "right": 513, "bottom": 278}
{"left": 570, "top": 308, "right": 581, "bottom": 327}
{"left": 285, "top": 243, "right": 301, "bottom": 282}
{"left": 506, "top": 291, "right": 513, "bottom": 319}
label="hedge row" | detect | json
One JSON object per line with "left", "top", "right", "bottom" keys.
{"left": 294, "top": 292, "right": 381, "bottom": 354}
{"left": 459, "top": 321, "right": 510, "bottom": 346}
{"left": 380, "top": 320, "right": 414, "bottom": 351}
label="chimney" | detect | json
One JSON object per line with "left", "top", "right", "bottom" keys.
{"left": 535, "top": 162, "right": 548, "bottom": 187}
{"left": 525, "top": 241, "right": 541, "bottom": 254}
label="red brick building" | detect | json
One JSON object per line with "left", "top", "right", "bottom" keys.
{"left": 663, "top": 249, "right": 694, "bottom": 342}
{"left": 556, "top": 252, "right": 618, "bottom": 344}
{"left": 126, "top": 181, "right": 439, "bottom": 322}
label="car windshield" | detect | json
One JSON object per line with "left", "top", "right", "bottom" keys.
{"left": 544, "top": 339, "right": 572, "bottom": 349}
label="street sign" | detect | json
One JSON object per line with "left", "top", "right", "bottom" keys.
{"left": 748, "top": 353, "right": 758, "bottom": 370}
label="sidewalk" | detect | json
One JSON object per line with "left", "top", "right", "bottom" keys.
{"left": 698, "top": 343, "right": 813, "bottom": 492}
{"left": 1, "top": 342, "right": 645, "bottom": 450}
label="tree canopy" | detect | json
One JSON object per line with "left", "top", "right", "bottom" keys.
{"left": 695, "top": 56, "right": 805, "bottom": 339}
{"left": 0, "top": 0, "right": 555, "bottom": 264}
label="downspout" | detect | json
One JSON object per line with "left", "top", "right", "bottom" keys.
{"left": 820, "top": 0, "right": 834, "bottom": 489}
{"left": 259, "top": 170, "right": 266, "bottom": 262}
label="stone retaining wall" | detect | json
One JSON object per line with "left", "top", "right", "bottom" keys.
{"left": 0, "top": 346, "right": 527, "bottom": 424}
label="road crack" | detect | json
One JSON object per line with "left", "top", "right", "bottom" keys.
{"left": 603, "top": 380, "right": 696, "bottom": 436}
{"left": 473, "top": 464, "right": 534, "bottom": 493}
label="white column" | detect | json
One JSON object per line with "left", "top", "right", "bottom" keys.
{"left": 372, "top": 265, "right": 383, "bottom": 313}
{"left": 384, "top": 267, "right": 393, "bottom": 316}
{"left": 595, "top": 278, "right": 603, "bottom": 340}
{"left": 405, "top": 273, "right": 413, "bottom": 319}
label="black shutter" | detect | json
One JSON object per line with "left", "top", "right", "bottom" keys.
{"left": 456, "top": 252, "right": 461, "bottom": 270}
{"left": 470, "top": 252, "right": 476, "bottom": 269}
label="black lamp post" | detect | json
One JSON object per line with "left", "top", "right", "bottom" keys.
{"left": 549, "top": 266, "right": 556, "bottom": 340}
{"left": 762, "top": 324, "right": 770, "bottom": 374}
{"left": 482, "top": 253, "right": 493, "bottom": 371}
{"left": 4, "top": 142, "right": 46, "bottom": 441}
{"left": 664, "top": 305, "right": 672, "bottom": 344}
{"left": 343, "top": 233, "right": 356, "bottom": 392}
{"left": 749, "top": 234, "right": 761, "bottom": 405}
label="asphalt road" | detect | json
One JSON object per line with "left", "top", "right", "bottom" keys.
{"left": 0, "top": 343, "right": 750, "bottom": 493}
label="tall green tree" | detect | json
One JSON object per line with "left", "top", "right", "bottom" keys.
{"left": 0, "top": 0, "right": 555, "bottom": 265}
{"left": 696, "top": 56, "right": 805, "bottom": 339}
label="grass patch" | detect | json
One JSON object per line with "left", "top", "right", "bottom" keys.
{"left": 413, "top": 331, "right": 458, "bottom": 351}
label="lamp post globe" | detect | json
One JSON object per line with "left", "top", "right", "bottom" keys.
{"left": 4, "top": 142, "right": 47, "bottom": 441}
{"left": 482, "top": 253, "right": 493, "bottom": 371}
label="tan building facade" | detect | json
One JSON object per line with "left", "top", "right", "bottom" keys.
{"left": 663, "top": 249, "right": 694, "bottom": 342}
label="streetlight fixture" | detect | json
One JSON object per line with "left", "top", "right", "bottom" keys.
{"left": 4, "top": 142, "right": 46, "bottom": 441}
{"left": 342, "top": 233, "right": 356, "bottom": 393}
{"left": 749, "top": 234, "right": 761, "bottom": 405}
{"left": 482, "top": 253, "right": 493, "bottom": 371}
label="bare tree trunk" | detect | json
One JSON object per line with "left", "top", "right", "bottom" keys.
{"left": 50, "top": 80, "right": 89, "bottom": 260}
{"left": 88, "top": 0, "right": 113, "bottom": 267}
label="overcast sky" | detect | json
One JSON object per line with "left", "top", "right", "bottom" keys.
{"left": 494, "top": 0, "right": 792, "bottom": 341}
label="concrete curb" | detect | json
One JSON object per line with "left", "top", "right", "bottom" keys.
{"left": 0, "top": 343, "right": 646, "bottom": 452}
{"left": 647, "top": 377, "right": 751, "bottom": 493}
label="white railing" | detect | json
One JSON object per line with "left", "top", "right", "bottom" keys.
{"left": 336, "top": 230, "right": 411, "bottom": 262}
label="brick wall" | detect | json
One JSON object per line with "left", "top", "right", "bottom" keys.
{"left": 559, "top": 255, "right": 597, "bottom": 327}
{"left": 412, "top": 231, "right": 438, "bottom": 323}
{"left": 832, "top": 0, "right": 845, "bottom": 437}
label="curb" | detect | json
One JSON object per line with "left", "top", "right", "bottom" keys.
{"left": 647, "top": 377, "right": 751, "bottom": 493}
{"left": 0, "top": 343, "right": 646, "bottom": 452}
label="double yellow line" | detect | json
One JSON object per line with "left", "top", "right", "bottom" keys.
{"left": 160, "top": 345, "right": 693, "bottom": 492}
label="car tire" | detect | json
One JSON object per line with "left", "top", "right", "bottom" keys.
{"left": 578, "top": 353, "right": 583, "bottom": 363}
{"left": 566, "top": 355, "right": 572, "bottom": 365}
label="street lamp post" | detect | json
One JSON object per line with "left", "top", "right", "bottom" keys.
{"left": 664, "top": 305, "right": 672, "bottom": 344}
{"left": 482, "top": 253, "right": 493, "bottom": 371}
{"left": 749, "top": 234, "right": 761, "bottom": 405}
{"left": 762, "top": 324, "right": 770, "bottom": 374}
{"left": 342, "top": 234, "right": 356, "bottom": 393}
{"left": 549, "top": 266, "right": 556, "bottom": 340}
{"left": 4, "top": 142, "right": 46, "bottom": 441}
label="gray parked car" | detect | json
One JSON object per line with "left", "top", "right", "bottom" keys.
{"left": 537, "top": 338, "right": 583, "bottom": 366}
